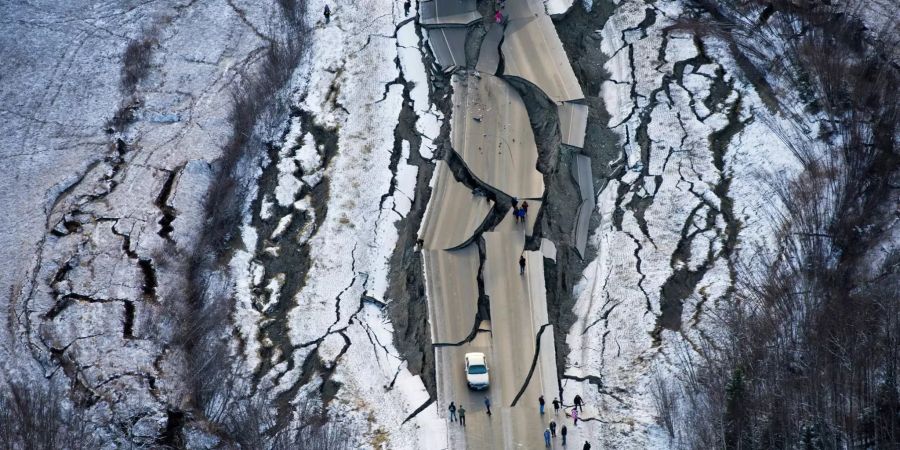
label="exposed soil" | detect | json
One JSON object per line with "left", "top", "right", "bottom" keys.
{"left": 541, "top": 1, "right": 620, "bottom": 396}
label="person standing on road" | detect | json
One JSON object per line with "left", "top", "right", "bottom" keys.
{"left": 574, "top": 394, "right": 583, "bottom": 412}
{"left": 448, "top": 402, "right": 457, "bottom": 422}
{"left": 582, "top": 441, "right": 591, "bottom": 450}
{"left": 561, "top": 425, "right": 568, "bottom": 445}
{"left": 522, "top": 201, "right": 529, "bottom": 217}
{"left": 572, "top": 407, "right": 579, "bottom": 426}
{"left": 553, "top": 397, "right": 561, "bottom": 414}
{"left": 544, "top": 428, "right": 552, "bottom": 447}
{"left": 539, "top": 395, "right": 546, "bottom": 414}
{"left": 323, "top": 4, "right": 331, "bottom": 23}
{"left": 519, "top": 254, "right": 526, "bottom": 275}
{"left": 458, "top": 405, "right": 466, "bottom": 426}
{"left": 549, "top": 420, "right": 557, "bottom": 437}
{"left": 515, "top": 207, "right": 526, "bottom": 223}
{"left": 484, "top": 397, "right": 492, "bottom": 416}
{"left": 511, "top": 197, "right": 519, "bottom": 208}
{"left": 513, "top": 207, "right": 521, "bottom": 223}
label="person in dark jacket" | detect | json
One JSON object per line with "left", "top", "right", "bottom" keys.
{"left": 561, "top": 425, "right": 568, "bottom": 445}
{"left": 519, "top": 254, "right": 526, "bottom": 275}
{"left": 549, "top": 420, "right": 557, "bottom": 436}
{"left": 448, "top": 402, "right": 457, "bottom": 422}
{"left": 323, "top": 4, "right": 331, "bottom": 23}
{"left": 553, "top": 397, "right": 561, "bottom": 414}
{"left": 582, "top": 441, "right": 591, "bottom": 450}
{"left": 574, "top": 394, "right": 583, "bottom": 412}
{"left": 484, "top": 397, "right": 492, "bottom": 416}
{"left": 458, "top": 405, "right": 466, "bottom": 426}
{"left": 539, "top": 394, "right": 546, "bottom": 414}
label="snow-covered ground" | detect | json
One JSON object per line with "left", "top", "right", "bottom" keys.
{"left": 0, "top": 0, "right": 281, "bottom": 444}
{"left": 1, "top": 0, "right": 445, "bottom": 446}
{"left": 228, "top": 0, "right": 446, "bottom": 447}
{"left": 563, "top": 0, "right": 808, "bottom": 447}
{"left": 2, "top": 0, "right": 853, "bottom": 447}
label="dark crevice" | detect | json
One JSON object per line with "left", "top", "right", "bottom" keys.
{"left": 560, "top": 373, "right": 627, "bottom": 404}
{"left": 138, "top": 258, "right": 157, "bottom": 300}
{"left": 252, "top": 109, "right": 339, "bottom": 385}
{"left": 510, "top": 323, "right": 551, "bottom": 407}
{"left": 432, "top": 237, "right": 491, "bottom": 347}
{"left": 386, "top": 11, "right": 450, "bottom": 400}
{"left": 44, "top": 293, "right": 126, "bottom": 320}
{"left": 402, "top": 396, "right": 435, "bottom": 424}
{"left": 123, "top": 300, "right": 135, "bottom": 339}
{"left": 625, "top": 231, "right": 653, "bottom": 317}
{"left": 154, "top": 166, "right": 181, "bottom": 241}
{"left": 156, "top": 409, "right": 186, "bottom": 448}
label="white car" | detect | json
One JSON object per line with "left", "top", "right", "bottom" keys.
{"left": 465, "top": 352, "right": 489, "bottom": 390}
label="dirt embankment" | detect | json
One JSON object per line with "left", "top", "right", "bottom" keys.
{"left": 538, "top": 1, "right": 621, "bottom": 391}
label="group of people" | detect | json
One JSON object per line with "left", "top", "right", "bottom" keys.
{"left": 493, "top": 0, "right": 510, "bottom": 24}
{"left": 512, "top": 198, "right": 529, "bottom": 223}
{"left": 540, "top": 394, "right": 587, "bottom": 447}
{"left": 447, "top": 397, "right": 492, "bottom": 426}
{"left": 448, "top": 394, "right": 590, "bottom": 448}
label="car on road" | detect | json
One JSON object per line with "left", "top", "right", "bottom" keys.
{"left": 465, "top": 352, "right": 489, "bottom": 390}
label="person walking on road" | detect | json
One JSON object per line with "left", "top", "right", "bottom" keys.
{"left": 484, "top": 397, "right": 492, "bottom": 416}
{"left": 458, "top": 405, "right": 466, "bottom": 426}
{"left": 549, "top": 420, "right": 557, "bottom": 437}
{"left": 582, "top": 441, "right": 591, "bottom": 450}
{"left": 544, "top": 428, "right": 552, "bottom": 447}
{"left": 519, "top": 254, "right": 526, "bottom": 275}
{"left": 323, "top": 4, "right": 331, "bottom": 23}
{"left": 448, "top": 402, "right": 457, "bottom": 422}
{"left": 553, "top": 397, "right": 560, "bottom": 415}
{"left": 572, "top": 407, "right": 579, "bottom": 426}
{"left": 574, "top": 394, "right": 583, "bottom": 412}
{"left": 561, "top": 425, "right": 568, "bottom": 445}
{"left": 515, "top": 207, "right": 526, "bottom": 223}
{"left": 513, "top": 207, "right": 521, "bottom": 223}
{"left": 539, "top": 395, "right": 546, "bottom": 414}
{"left": 522, "top": 201, "right": 529, "bottom": 217}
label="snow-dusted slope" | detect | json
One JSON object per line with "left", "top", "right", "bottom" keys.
{"left": 1, "top": 0, "right": 445, "bottom": 446}
{"left": 562, "top": 1, "right": 808, "bottom": 447}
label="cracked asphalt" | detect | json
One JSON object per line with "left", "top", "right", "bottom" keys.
{"left": 419, "top": 0, "right": 587, "bottom": 447}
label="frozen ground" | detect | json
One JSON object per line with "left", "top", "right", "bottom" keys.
{"left": 232, "top": 0, "right": 445, "bottom": 446}
{"left": 0, "top": 0, "right": 445, "bottom": 447}
{"left": 0, "top": 0, "right": 281, "bottom": 444}
{"left": 0, "top": 0, "right": 854, "bottom": 447}
{"left": 563, "top": 0, "right": 809, "bottom": 448}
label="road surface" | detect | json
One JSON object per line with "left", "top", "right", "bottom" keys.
{"left": 419, "top": 0, "right": 588, "bottom": 447}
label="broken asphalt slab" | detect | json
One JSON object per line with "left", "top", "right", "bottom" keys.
{"left": 450, "top": 73, "right": 545, "bottom": 200}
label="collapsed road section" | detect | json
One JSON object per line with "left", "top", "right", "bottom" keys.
{"left": 418, "top": 0, "right": 591, "bottom": 447}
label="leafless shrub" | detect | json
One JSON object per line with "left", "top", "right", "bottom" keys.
{"left": 217, "top": 395, "right": 353, "bottom": 450}
{"left": 174, "top": 4, "right": 313, "bottom": 445}
{"left": 662, "top": 1, "right": 900, "bottom": 448}
{"left": 651, "top": 369, "right": 677, "bottom": 439}
{"left": 0, "top": 380, "right": 95, "bottom": 449}
{"left": 121, "top": 27, "right": 159, "bottom": 94}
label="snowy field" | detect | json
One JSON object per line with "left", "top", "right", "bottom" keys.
{"left": 563, "top": 0, "right": 808, "bottom": 447}
{"left": 0, "top": 0, "right": 841, "bottom": 447}
{"left": 0, "top": 0, "right": 445, "bottom": 446}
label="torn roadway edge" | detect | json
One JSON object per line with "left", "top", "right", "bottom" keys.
{"left": 431, "top": 236, "right": 491, "bottom": 347}
{"left": 509, "top": 323, "right": 552, "bottom": 407}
